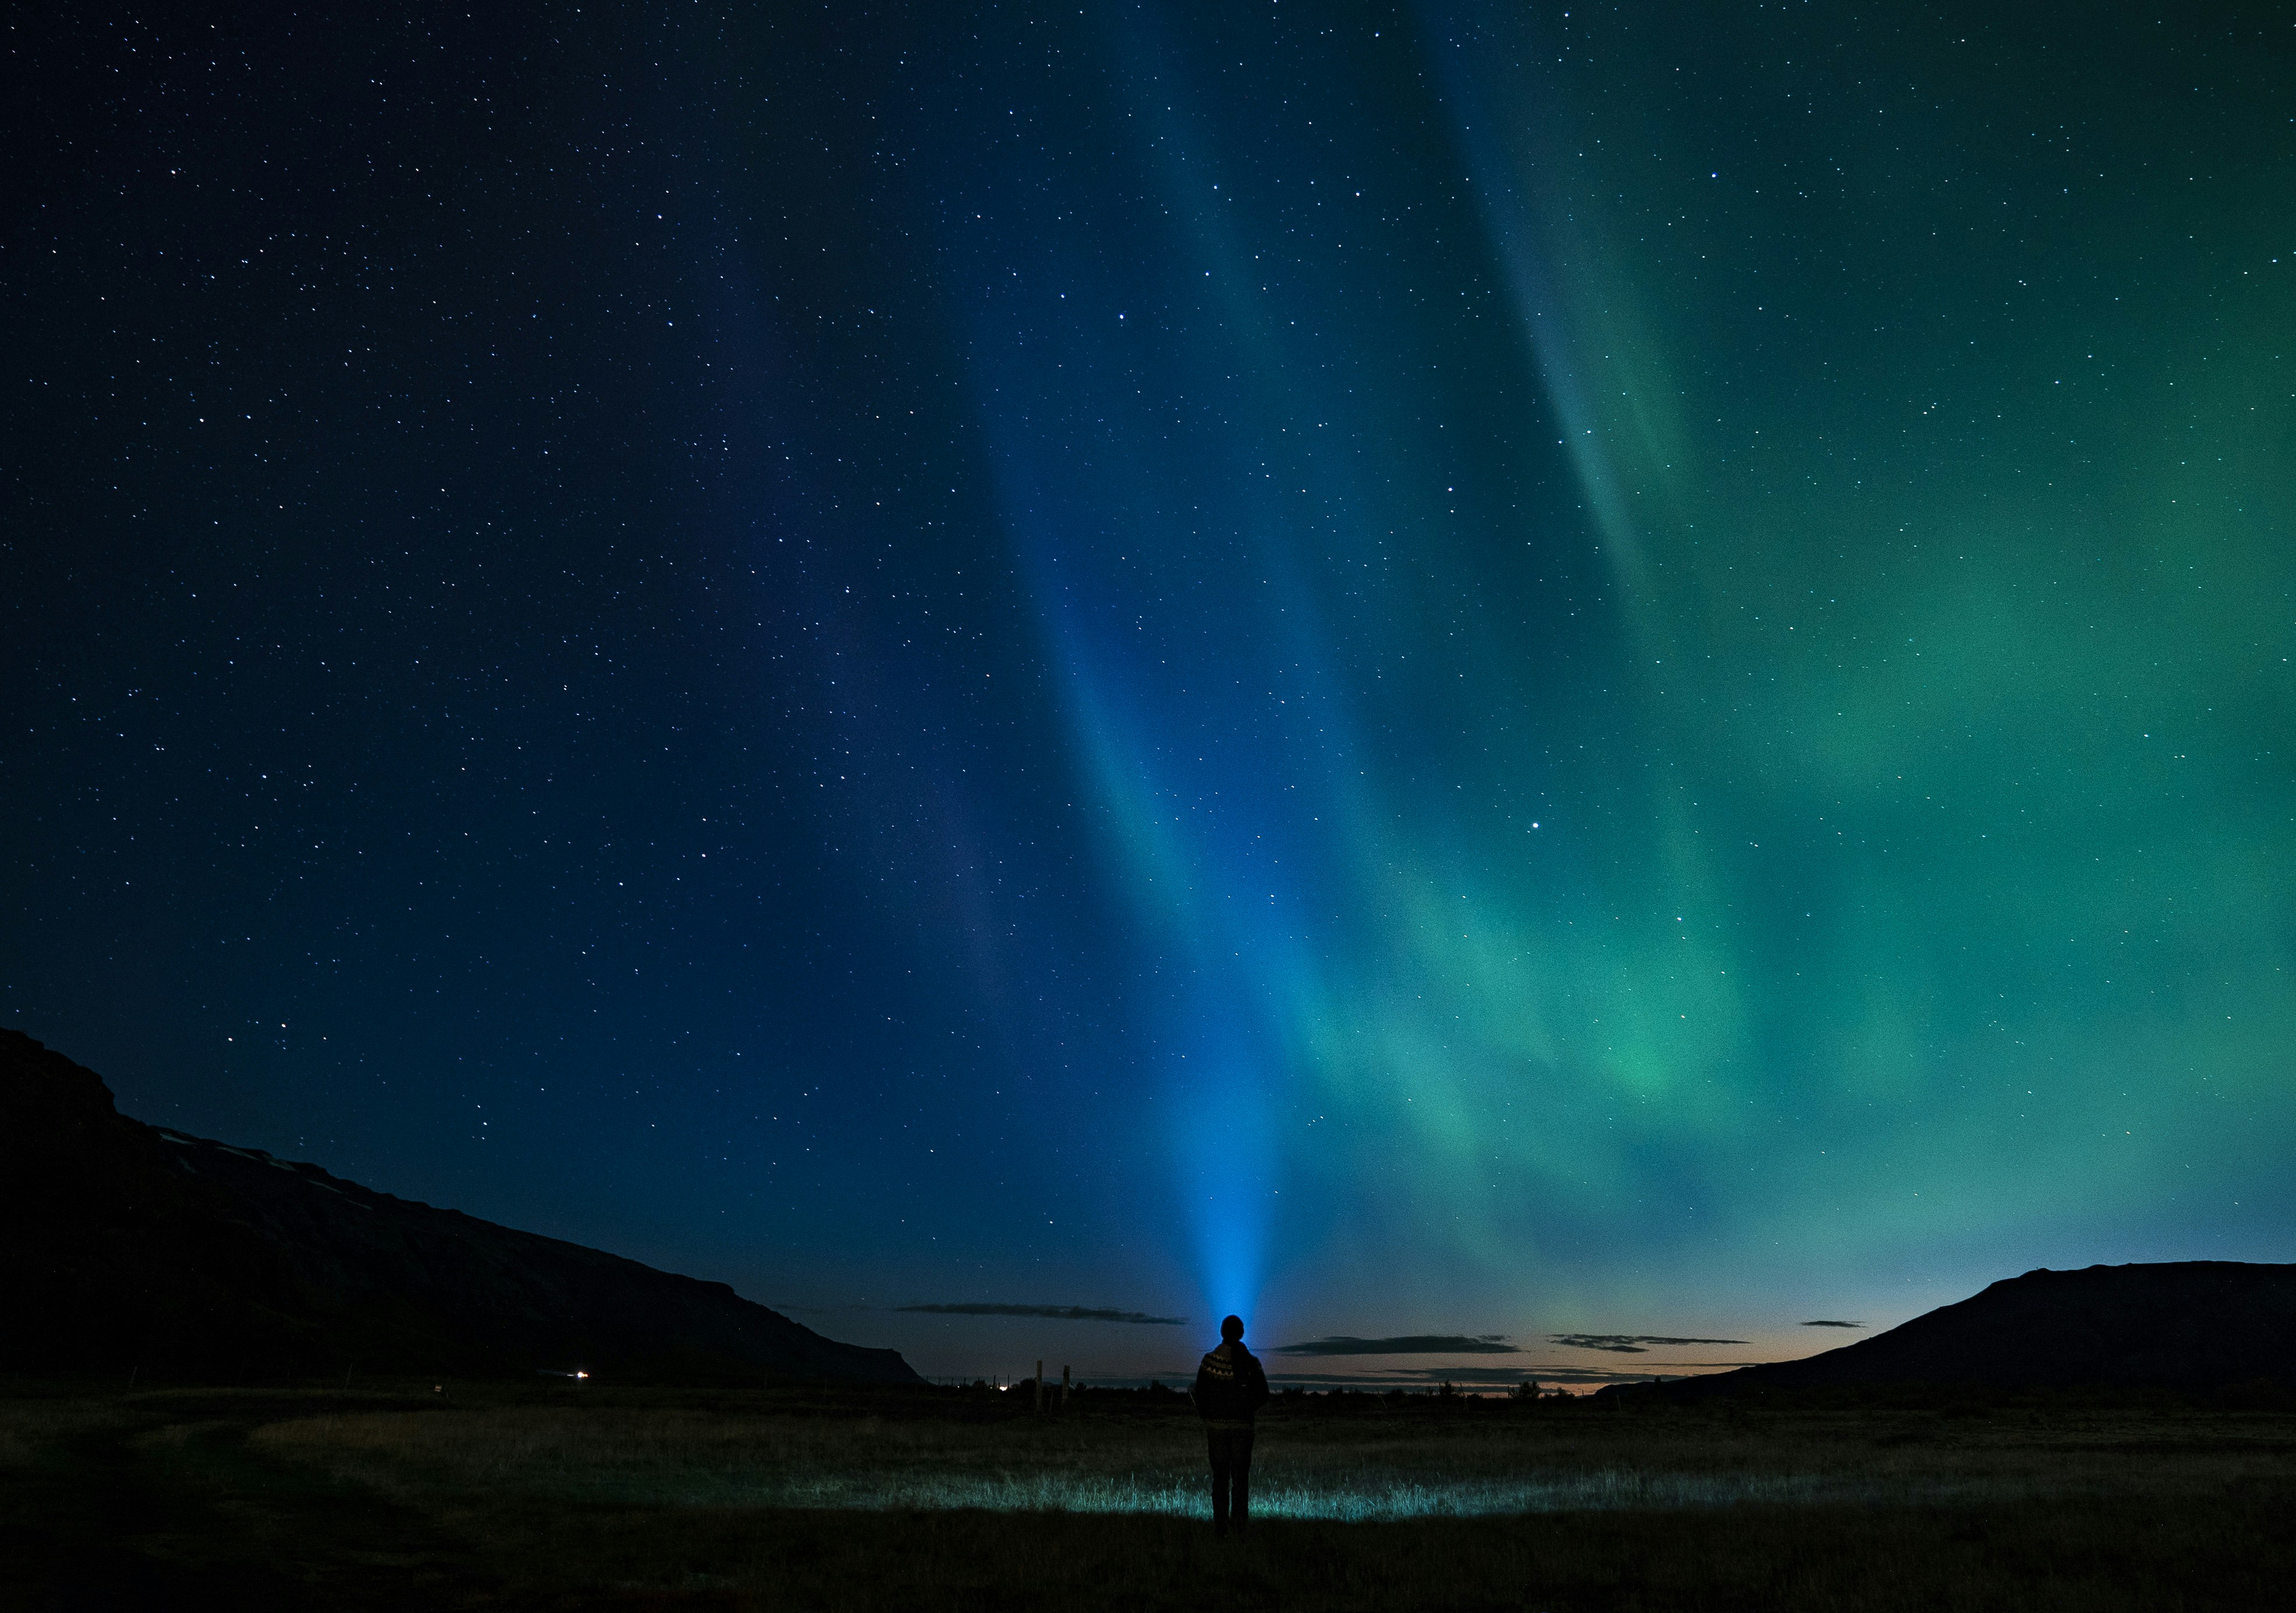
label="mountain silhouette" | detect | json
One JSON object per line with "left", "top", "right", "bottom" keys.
{"left": 1, "top": 1030, "right": 920, "bottom": 1385}
{"left": 1636, "top": 1262, "right": 2296, "bottom": 1399}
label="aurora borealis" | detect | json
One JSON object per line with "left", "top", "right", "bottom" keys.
{"left": 6, "top": 2, "right": 2293, "bottom": 1382}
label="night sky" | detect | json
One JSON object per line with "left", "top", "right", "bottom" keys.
{"left": 7, "top": 2, "right": 2293, "bottom": 1385}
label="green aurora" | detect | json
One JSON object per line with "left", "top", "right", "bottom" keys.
{"left": 961, "top": 2, "right": 2296, "bottom": 1361}
{"left": 7, "top": 2, "right": 2290, "bottom": 1382}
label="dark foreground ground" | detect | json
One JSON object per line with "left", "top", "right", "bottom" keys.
{"left": 3, "top": 1381, "right": 2291, "bottom": 1611}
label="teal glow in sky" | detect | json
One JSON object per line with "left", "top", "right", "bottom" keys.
{"left": 944, "top": 1, "right": 2296, "bottom": 1364}
{"left": 9, "top": 0, "right": 2291, "bottom": 1383}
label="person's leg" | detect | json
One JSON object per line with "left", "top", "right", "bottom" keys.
{"left": 1207, "top": 1430, "right": 1231, "bottom": 1532}
{"left": 1231, "top": 1429, "right": 1256, "bottom": 1531}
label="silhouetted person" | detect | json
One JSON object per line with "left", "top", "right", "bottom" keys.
{"left": 1192, "top": 1314, "right": 1271, "bottom": 1534}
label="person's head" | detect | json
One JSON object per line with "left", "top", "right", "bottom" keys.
{"left": 1220, "top": 1315, "right": 1245, "bottom": 1343}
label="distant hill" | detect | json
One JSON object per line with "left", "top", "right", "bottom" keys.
{"left": 1630, "top": 1262, "right": 2296, "bottom": 1400}
{"left": 0, "top": 1030, "right": 922, "bottom": 1385}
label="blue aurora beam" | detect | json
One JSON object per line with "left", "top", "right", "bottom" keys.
{"left": 917, "top": 0, "right": 2296, "bottom": 1339}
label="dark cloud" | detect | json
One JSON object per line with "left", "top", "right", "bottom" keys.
{"left": 1802, "top": 1320, "right": 1865, "bottom": 1328}
{"left": 1272, "top": 1335, "right": 1520, "bottom": 1356}
{"left": 1367, "top": 1364, "right": 1724, "bottom": 1385}
{"left": 1549, "top": 1333, "right": 1748, "bottom": 1353}
{"left": 1266, "top": 1363, "right": 1748, "bottom": 1388}
{"left": 1363, "top": 1365, "right": 1614, "bottom": 1384}
{"left": 897, "top": 1303, "right": 1187, "bottom": 1325}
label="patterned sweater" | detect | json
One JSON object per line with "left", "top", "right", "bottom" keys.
{"left": 1192, "top": 1340, "right": 1272, "bottom": 1430}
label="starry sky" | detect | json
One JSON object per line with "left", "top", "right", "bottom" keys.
{"left": 6, "top": 1, "right": 2293, "bottom": 1385}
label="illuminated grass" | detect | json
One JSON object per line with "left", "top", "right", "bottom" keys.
{"left": 699, "top": 1466, "right": 1856, "bottom": 1519}
{"left": 245, "top": 1403, "right": 2228, "bottom": 1520}
{"left": 28, "top": 1393, "right": 2295, "bottom": 1611}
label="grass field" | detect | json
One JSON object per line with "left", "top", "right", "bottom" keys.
{"left": 4, "top": 1381, "right": 2291, "bottom": 1610}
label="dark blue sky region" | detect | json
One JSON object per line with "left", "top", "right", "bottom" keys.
{"left": 6, "top": 2, "right": 2293, "bottom": 1381}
